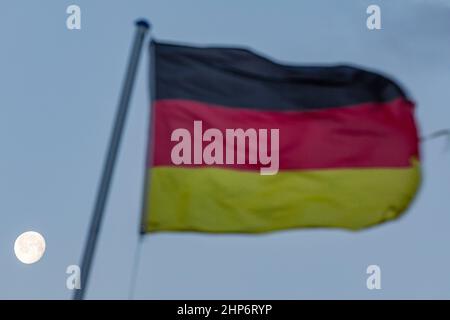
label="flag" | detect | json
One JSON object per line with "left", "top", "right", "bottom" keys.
{"left": 141, "top": 41, "right": 420, "bottom": 233}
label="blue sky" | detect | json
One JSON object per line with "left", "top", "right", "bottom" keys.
{"left": 1, "top": 0, "right": 449, "bottom": 299}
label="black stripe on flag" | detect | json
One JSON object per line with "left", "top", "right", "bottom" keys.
{"left": 152, "top": 41, "right": 408, "bottom": 111}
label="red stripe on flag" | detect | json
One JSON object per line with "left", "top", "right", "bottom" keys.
{"left": 150, "top": 98, "right": 419, "bottom": 171}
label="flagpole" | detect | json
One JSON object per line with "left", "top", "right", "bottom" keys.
{"left": 73, "top": 19, "right": 150, "bottom": 300}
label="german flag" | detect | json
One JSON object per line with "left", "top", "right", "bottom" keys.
{"left": 141, "top": 41, "right": 420, "bottom": 233}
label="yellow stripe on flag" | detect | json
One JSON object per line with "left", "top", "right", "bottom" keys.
{"left": 143, "top": 161, "right": 420, "bottom": 233}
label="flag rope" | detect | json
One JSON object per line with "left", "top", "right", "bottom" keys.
{"left": 128, "top": 235, "right": 144, "bottom": 299}
{"left": 421, "top": 128, "right": 450, "bottom": 152}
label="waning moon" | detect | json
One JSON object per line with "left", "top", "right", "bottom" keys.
{"left": 14, "top": 231, "right": 46, "bottom": 264}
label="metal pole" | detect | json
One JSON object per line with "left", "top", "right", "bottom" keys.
{"left": 73, "top": 19, "right": 150, "bottom": 300}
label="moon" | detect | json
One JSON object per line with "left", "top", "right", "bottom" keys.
{"left": 14, "top": 231, "right": 46, "bottom": 264}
